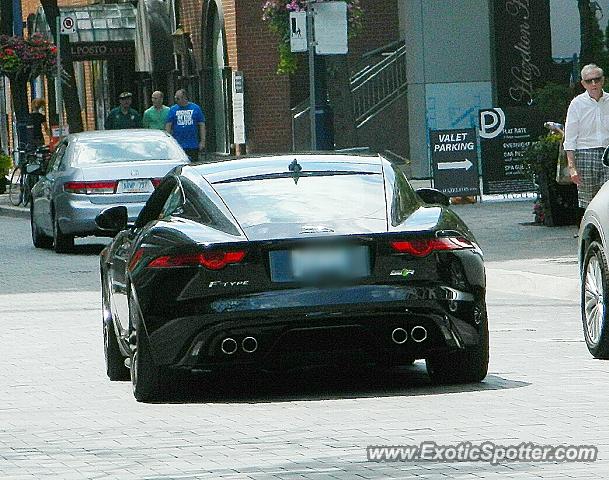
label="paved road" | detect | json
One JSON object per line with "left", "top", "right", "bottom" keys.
{"left": 1, "top": 203, "right": 607, "bottom": 479}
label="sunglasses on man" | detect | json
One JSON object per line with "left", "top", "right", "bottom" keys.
{"left": 583, "top": 76, "right": 604, "bottom": 85}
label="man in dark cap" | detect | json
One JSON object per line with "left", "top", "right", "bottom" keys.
{"left": 105, "top": 92, "right": 142, "bottom": 130}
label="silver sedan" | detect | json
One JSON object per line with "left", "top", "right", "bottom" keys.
{"left": 30, "top": 129, "right": 190, "bottom": 253}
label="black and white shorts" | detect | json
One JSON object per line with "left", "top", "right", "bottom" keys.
{"left": 576, "top": 147, "right": 609, "bottom": 207}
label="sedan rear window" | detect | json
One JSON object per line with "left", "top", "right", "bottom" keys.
{"left": 73, "top": 137, "right": 186, "bottom": 164}
{"left": 213, "top": 173, "right": 387, "bottom": 227}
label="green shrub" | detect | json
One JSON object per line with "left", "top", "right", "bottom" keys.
{"left": 0, "top": 151, "right": 12, "bottom": 175}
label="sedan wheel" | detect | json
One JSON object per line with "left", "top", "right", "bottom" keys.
{"left": 30, "top": 205, "right": 52, "bottom": 249}
{"left": 53, "top": 215, "right": 74, "bottom": 253}
{"left": 582, "top": 241, "right": 609, "bottom": 358}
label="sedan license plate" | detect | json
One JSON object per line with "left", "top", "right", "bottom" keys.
{"left": 116, "top": 179, "right": 153, "bottom": 194}
{"left": 290, "top": 246, "right": 370, "bottom": 281}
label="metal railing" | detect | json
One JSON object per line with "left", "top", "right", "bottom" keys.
{"left": 350, "top": 43, "right": 408, "bottom": 129}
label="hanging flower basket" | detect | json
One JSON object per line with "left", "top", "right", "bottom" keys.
{"left": 262, "top": 0, "right": 364, "bottom": 74}
{"left": 0, "top": 33, "right": 58, "bottom": 80}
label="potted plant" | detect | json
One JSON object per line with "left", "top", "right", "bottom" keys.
{"left": 522, "top": 133, "right": 578, "bottom": 226}
{"left": 0, "top": 151, "right": 12, "bottom": 194}
{"left": 262, "top": 0, "right": 364, "bottom": 74}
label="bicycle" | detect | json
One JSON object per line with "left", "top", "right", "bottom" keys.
{"left": 8, "top": 146, "right": 46, "bottom": 207}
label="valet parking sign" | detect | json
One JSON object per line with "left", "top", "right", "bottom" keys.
{"left": 430, "top": 128, "right": 480, "bottom": 197}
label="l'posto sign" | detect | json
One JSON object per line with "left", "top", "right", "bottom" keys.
{"left": 430, "top": 128, "right": 480, "bottom": 197}
{"left": 70, "top": 42, "right": 135, "bottom": 61}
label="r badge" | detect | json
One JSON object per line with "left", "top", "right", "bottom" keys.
{"left": 390, "top": 269, "right": 415, "bottom": 278}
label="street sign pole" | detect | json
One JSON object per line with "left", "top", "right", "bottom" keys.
{"left": 56, "top": 15, "right": 64, "bottom": 138}
{"left": 306, "top": 0, "right": 316, "bottom": 150}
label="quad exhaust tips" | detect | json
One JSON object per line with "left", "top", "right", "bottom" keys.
{"left": 221, "top": 337, "right": 238, "bottom": 355}
{"left": 391, "top": 326, "right": 428, "bottom": 344}
{"left": 391, "top": 327, "right": 408, "bottom": 345}
{"left": 242, "top": 336, "right": 258, "bottom": 353}
{"left": 220, "top": 336, "right": 258, "bottom": 354}
{"left": 411, "top": 325, "right": 428, "bottom": 343}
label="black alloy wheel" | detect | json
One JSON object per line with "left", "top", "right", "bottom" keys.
{"left": 130, "top": 297, "right": 166, "bottom": 402}
{"left": 426, "top": 310, "right": 489, "bottom": 384}
{"left": 103, "top": 318, "right": 130, "bottom": 381}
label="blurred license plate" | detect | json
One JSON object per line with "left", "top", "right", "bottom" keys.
{"left": 291, "top": 246, "right": 370, "bottom": 280}
{"left": 117, "top": 179, "right": 153, "bottom": 194}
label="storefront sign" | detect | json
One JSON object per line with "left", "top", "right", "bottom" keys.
{"left": 70, "top": 42, "right": 135, "bottom": 61}
{"left": 313, "top": 1, "right": 348, "bottom": 55}
{"left": 493, "top": 0, "right": 552, "bottom": 107}
{"left": 232, "top": 71, "right": 246, "bottom": 145}
{"left": 430, "top": 128, "right": 480, "bottom": 197}
{"left": 479, "top": 107, "right": 542, "bottom": 194}
{"left": 290, "top": 11, "right": 307, "bottom": 53}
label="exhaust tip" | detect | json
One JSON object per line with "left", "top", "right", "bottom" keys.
{"left": 242, "top": 336, "right": 258, "bottom": 353}
{"left": 391, "top": 327, "right": 408, "bottom": 345}
{"left": 221, "top": 337, "right": 238, "bottom": 355}
{"left": 411, "top": 326, "right": 428, "bottom": 343}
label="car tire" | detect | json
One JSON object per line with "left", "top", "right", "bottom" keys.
{"left": 130, "top": 300, "right": 166, "bottom": 402}
{"left": 426, "top": 311, "right": 489, "bottom": 384}
{"left": 582, "top": 241, "right": 609, "bottom": 359}
{"left": 53, "top": 215, "right": 74, "bottom": 253}
{"left": 103, "top": 318, "right": 130, "bottom": 381}
{"left": 30, "top": 205, "right": 52, "bottom": 249}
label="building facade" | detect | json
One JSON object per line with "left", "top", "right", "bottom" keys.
{"left": 3, "top": 0, "right": 403, "bottom": 156}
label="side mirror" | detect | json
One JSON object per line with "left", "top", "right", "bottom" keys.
{"left": 416, "top": 188, "right": 450, "bottom": 207}
{"left": 96, "top": 206, "right": 129, "bottom": 232}
{"left": 26, "top": 163, "right": 44, "bottom": 176}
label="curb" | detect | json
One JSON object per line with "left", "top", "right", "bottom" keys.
{"left": 0, "top": 205, "right": 29, "bottom": 219}
{"left": 486, "top": 267, "right": 579, "bottom": 302}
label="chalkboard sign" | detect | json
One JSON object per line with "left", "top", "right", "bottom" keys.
{"left": 479, "top": 107, "right": 543, "bottom": 194}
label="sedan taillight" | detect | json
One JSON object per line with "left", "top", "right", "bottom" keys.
{"left": 147, "top": 251, "right": 246, "bottom": 270}
{"left": 151, "top": 178, "right": 162, "bottom": 188}
{"left": 390, "top": 237, "right": 474, "bottom": 257}
{"left": 64, "top": 181, "right": 117, "bottom": 194}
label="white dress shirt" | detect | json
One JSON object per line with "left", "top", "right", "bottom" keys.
{"left": 563, "top": 91, "right": 609, "bottom": 151}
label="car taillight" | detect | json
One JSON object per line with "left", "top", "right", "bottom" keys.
{"left": 390, "top": 237, "right": 474, "bottom": 257}
{"left": 64, "top": 181, "right": 117, "bottom": 194}
{"left": 147, "top": 250, "right": 246, "bottom": 270}
{"left": 151, "top": 178, "right": 162, "bottom": 188}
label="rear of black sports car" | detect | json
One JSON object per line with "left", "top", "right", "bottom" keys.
{"left": 120, "top": 155, "right": 487, "bottom": 396}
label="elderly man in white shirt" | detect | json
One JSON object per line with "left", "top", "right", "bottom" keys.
{"left": 564, "top": 63, "right": 609, "bottom": 208}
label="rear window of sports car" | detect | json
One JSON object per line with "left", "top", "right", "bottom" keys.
{"left": 213, "top": 173, "right": 387, "bottom": 227}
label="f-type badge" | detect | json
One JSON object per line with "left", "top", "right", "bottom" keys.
{"left": 390, "top": 269, "right": 415, "bottom": 278}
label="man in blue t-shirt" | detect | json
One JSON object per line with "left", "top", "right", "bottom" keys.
{"left": 166, "top": 89, "right": 206, "bottom": 162}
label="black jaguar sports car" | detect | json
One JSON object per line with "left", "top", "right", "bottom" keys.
{"left": 98, "top": 154, "right": 489, "bottom": 401}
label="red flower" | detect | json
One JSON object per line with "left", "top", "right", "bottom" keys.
{"left": 50, "top": 46, "right": 57, "bottom": 53}
{"left": 4, "top": 48, "right": 14, "bottom": 55}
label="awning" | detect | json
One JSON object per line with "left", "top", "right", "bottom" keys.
{"left": 33, "top": 4, "right": 136, "bottom": 43}
{"left": 135, "top": 0, "right": 174, "bottom": 73}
